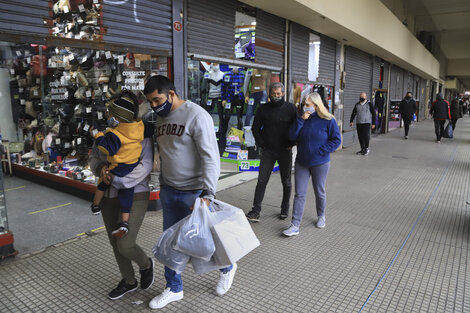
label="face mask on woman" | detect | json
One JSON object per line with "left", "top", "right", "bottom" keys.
{"left": 303, "top": 106, "right": 315, "bottom": 113}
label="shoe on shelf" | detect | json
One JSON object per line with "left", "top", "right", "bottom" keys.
{"left": 108, "top": 279, "right": 138, "bottom": 300}
{"left": 149, "top": 288, "right": 183, "bottom": 309}
{"left": 112, "top": 221, "right": 129, "bottom": 238}
{"left": 362, "top": 148, "right": 370, "bottom": 156}
{"left": 216, "top": 263, "right": 237, "bottom": 296}
{"left": 316, "top": 216, "right": 326, "bottom": 228}
{"left": 282, "top": 224, "right": 299, "bottom": 237}
{"left": 246, "top": 210, "right": 260, "bottom": 222}
{"left": 140, "top": 258, "right": 154, "bottom": 290}
{"left": 90, "top": 204, "right": 101, "bottom": 215}
{"left": 356, "top": 149, "right": 364, "bottom": 155}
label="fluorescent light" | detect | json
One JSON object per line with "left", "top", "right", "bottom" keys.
{"left": 251, "top": 22, "right": 256, "bottom": 25}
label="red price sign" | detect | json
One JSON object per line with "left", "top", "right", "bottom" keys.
{"left": 173, "top": 21, "right": 182, "bottom": 32}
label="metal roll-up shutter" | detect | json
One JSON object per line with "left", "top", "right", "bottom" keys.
{"left": 420, "top": 78, "right": 427, "bottom": 120}
{"left": 317, "top": 34, "right": 336, "bottom": 86}
{"left": 255, "top": 10, "right": 285, "bottom": 67}
{"left": 390, "top": 66, "right": 404, "bottom": 101}
{"left": 342, "top": 46, "right": 372, "bottom": 147}
{"left": 290, "top": 22, "right": 309, "bottom": 83}
{"left": 405, "top": 71, "right": 413, "bottom": 95}
{"left": 372, "top": 57, "right": 382, "bottom": 90}
{"left": 187, "top": 0, "right": 236, "bottom": 59}
{"left": 383, "top": 62, "right": 389, "bottom": 90}
{"left": 0, "top": 0, "right": 49, "bottom": 39}
{"left": 103, "top": 0, "right": 172, "bottom": 54}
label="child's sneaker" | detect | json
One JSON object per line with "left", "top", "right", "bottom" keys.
{"left": 90, "top": 204, "right": 101, "bottom": 215}
{"left": 112, "top": 222, "right": 129, "bottom": 238}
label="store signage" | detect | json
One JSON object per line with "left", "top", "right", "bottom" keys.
{"left": 122, "top": 71, "right": 145, "bottom": 91}
{"left": 173, "top": 21, "right": 183, "bottom": 32}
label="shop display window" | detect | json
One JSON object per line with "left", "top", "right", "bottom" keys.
{"left": 235, "top": 6, "right": 256, "bottom": 61}
{"left": 293, "top": 83, "right": 333, "bottom": 112}
{"left": 187, "top": 59, "right": 280, "bottom": 161}
{"left": 1, "top": 41, "right": 168, "bottom": 183}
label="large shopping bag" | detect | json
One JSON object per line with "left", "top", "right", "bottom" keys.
{"left": 152, "top": 217, "right": 190, "bottom": 274}
{"left": 211, "top": 208, "right": 260, "bottom": 266}
{"left": 191, "top": 256, "right": 227, "bottom": 275}
{"left": 174, "top": 199, "right": 215, "bottom": 261}
{"left": 443, "top": 122, "right": 453, "bottom": 139}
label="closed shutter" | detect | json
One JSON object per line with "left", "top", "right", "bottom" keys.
{"left": 187, "top": 0, "right": 237, "bottom": 59}
{"left": 342, "top": 46, "right": 372, "bottom": 147}
{"left": 383, "top": 62, "right": 389, "bottom": 90}
{"left": 404, "top": 71, "right": 413, "bottom": 95}
{"left": 317, "top": 34, "right": 336, "bottom": 86}
{"left": 372, "top": 57, "right": 382, "bottom": 90}
{"left": 420, "top": 78, "right": 427, "bottom": 120}
{"left": 102, "top": 0, "right": 172, "bottom": 54}
{"left": 0, "top": 0, "right": 49, "bottom": 40}
{"left": 290, "top": 22, "right": 309, "bottom": 83}
{"left": 390, "top": 65, "right": 404, "bottom": 101}
{"left": 255, "top": 10, "right": 284, "bottom": 67}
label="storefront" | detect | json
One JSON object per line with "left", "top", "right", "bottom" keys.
{"left": 388, "top": 64, "right": 405, "bottom": 130}
{"left": 186, "top": 0, "right": 284, "bottom": 166}
{"left": 342, "top": 46, "right": 373, "bottom": 147}
{"left": 372, "top": 57, "right": 389, "bottom": 134}
{"left": 0, "top": 0, "right": 173, "bottom": 204}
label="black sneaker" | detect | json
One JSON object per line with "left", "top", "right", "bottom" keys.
{"left": 140, "top": 258, "right": 155, "bottom": 290}
{"left": 246, "top": 210, "right": 260, "bottom": 222}
{"left": 362, "top": 148, "right": 370, "bottom": 155}
{"left": 108, "top": 279, "right": 138, "bottom": 300}
{"left": 279, "top": 209, "right": 288, "bottom": 220}
{"left": 112, "top": 221, "right": 129, "bottom": 238}
{"left": 356, "top": 150, "right": 364, "bottom": 155}
{"left": 90, "top": 204, "right": 101, "bottom": 215}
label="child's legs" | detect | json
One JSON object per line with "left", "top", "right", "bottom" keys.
{"left": 118, "top": 187, "right": 135, "bottom": 222}
{"left": 94, "top": 181, "right": 109, "bottom": 205}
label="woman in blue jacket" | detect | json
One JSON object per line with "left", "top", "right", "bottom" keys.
{"left": 283, "top": 92, "right": 341, "bottom": 236}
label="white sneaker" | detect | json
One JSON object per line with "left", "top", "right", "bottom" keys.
{"left": 316, "top": 216, "right": 326, "bottom": 228}
{"left": 216, "top": 263, "right": 237, "bottom": 296}
{"left": 149, "top": 288, "right": 183, "bottom": 310}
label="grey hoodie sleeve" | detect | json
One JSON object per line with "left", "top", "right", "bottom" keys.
{"left": 191, "top": 112, "right": 221, "bottom": 200}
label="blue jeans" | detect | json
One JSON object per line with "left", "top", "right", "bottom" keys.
{"left": 160, "top": 185, "right": 232, "bottom": 292}
{"left": 244, "top": 91, "right": 267, "bottom": 126}
{"left": 291, "top": 162, "right": 330, "bottom": 227}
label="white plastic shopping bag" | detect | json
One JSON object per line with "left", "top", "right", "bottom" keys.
{"left": 174, "top": 199, "right": 216, "bottom": 261}
{"left": 152, "top": 217, "right": 190, "bottom": 274}
{"left": 211, "top": 208, "right": 260, "bottom": 266}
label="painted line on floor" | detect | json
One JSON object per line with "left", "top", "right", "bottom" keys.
{"left": 76, "top": 226, "right": 105, "bottom": 237}
{"left": 5, "top": 185, "right": 26, "bottom": 192}
{"left": 28, "top": 203, "right": 72, "bottom": 215}
{"left": 359, "top": 146, "right": 458, "bottom": 312}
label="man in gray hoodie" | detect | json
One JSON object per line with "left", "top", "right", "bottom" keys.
{"left": 350, "top": 92, "right": 376, "bottom": 155}
{"left": 144, "top": 75, "right": 237, "bottom": 310}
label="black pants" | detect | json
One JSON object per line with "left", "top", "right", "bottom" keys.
{"left": 403, "top": 116, "right": 412, "bottom": 136}
{"left": 216, "top": 97, "right": 244, "bottom": 155}
{"left": 451, "top": 117, "right": 459, "bottom": 131}
{"left": 252, "top": 149, "right": 292, "bottom": 215}
{"left": 356, "top": 123, "right": 371, "bottom": 150}
{"left": 434, "top": 119, "right": 446, "bottom": 140}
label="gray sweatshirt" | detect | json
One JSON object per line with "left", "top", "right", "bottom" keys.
{"left": 156, "top": 100, "right": 220, "bottom": 199}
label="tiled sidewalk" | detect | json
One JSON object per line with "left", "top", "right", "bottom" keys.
{"left": 1, "top": 118, "right": 469, "bottom": 312}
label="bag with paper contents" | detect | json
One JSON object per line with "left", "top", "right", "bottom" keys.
{"left": 174, "top": 199, "right": 216, "bottom": 261}
{"left": 210, "top": 200, "right": 260, "bottom": 266}
{"left": 152, "top": 217, "right": 190, "bottom": 274}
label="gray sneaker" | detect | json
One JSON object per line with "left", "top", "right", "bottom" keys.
{"left": 316, "top": 216, "right": 326, "bottom": 228}
{"left": 282, "top": 224, "right": 299, "bottom": 237}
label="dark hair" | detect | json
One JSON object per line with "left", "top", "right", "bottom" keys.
{"left": 111, "top": 89, "right": 139, "bottom": 118}
{"left": 406, "top": 91, "right": 412, "bottom": 95}
{"left": 144, "top": 75, "right": 177, "bottom": 96}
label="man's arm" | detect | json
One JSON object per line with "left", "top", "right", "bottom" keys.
{"left": 251, "top": 108, "right": 264, "bottom": 148}
{"left": 111, "top": 137, "right": 154, "bottom": 190}
{"left": 350, "top": 104, "right": 357, "bottom": 124}
{"left": 192, "top": 113, "right": 220, "bottom": 200}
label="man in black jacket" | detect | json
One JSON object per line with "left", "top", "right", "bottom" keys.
{"left": 399, "top": 92, "right": 417, "bottom": 139}
{"left": 430, "top": 93, "right": 451, "bottom": 143}
{"left": 350, "top": 92, "right": 376, "bottom": 155}
{"left": 246, "top": 82, "right": 297, "bottom": 222}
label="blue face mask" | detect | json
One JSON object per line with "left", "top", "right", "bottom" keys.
{"left": 152, "top": 97, "right": 173, "bottom": 117}
{"left": 107, "top": 116, "right": 120, "bottom": 128}
{"left": 303, "top": 106, "right": 315, "bottom": 113}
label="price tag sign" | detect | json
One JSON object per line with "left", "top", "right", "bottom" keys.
{"left": 92, "top": 129, "right": 99, "bottom": 136}
{"left": 63, "top": 5, "right": 69, "bottom": 13}
{"left": 10, "top": 69, "right": 15, "bottom": 75}
{"left": 16, "top": 50, "right": 22, "bottom": 57}
{"left": 116, "top": 74, "right": 122, "bottom": 82}
{"left": 248, "top": 98, "right": 255, "bottom": 106}
{"left": 20, "top": 99, "right": 25, "bottom": 105}
{"left": 260, "top": 100, "right": 267, "bottom": 104}
{"left": 96, "top": 51, "right": 100, "bottom": 59}
{"left": 36, "top": 78, "right": 40, "bottom": 84}
{"left": 33, "top": 90, "right": 39, "bottom": 96}
{"left": 77, "top": 138, "right": 82, "bottom": 145}
{"left": 204, "top": 73, "right": 210, "bottom": 79}
{"left": 69, "top": 53, "right": 74, "bottom": 60}
{"left": 83, "top": 124, "right": 90, "bottom": 132}
{"left": 225, "top": 102, "right": 231, "bottom": 109}
{"left": 135, "top": 58, "right": 141, "bottom": 68}
{"left": 72, "top": 72, "right": 77, "bottom": 78}
{"left": 105, "top": 51, "right": 112, "bottom": 59}
{"left": 56, "top": 138, "right": 61, "bottom": 144}
{"left": 19, "top": 88, "right": 24, "bottom": 93}
{"left": 118, "top": 55, "right": 124, "bottom": 64}
{"left": 86, "top": 90, "right": 92, "bottom": 98}
{"left": 224, "top": 75, "right": 230, "bottom": 82}
{"left": 64, "top": 142, "right": 70, "bottom": 148}
{"left": 207, "top": 99, "right": 212, "bottom": 106}
{"left": 81, "top": 56, "right": 87, "bottom": 64}
{"left": 254, "top": 86, "right": 261, "bottom": 90}
{"left": 74, "top": 34, "right": 81, "bottom": 40}
{"left": 26, "top": 57, "right": 31, "bottom": 64}
{"left": 71, "top": 150, "right": 77, "bottom": 156}
{"left": 78, "top": 4, "right": 85, "bottom": 12}
{"left": 247, "top": 70, "right": 253, "bottom": 76}
{"left": 86, "top": 107, "right": 92, "bottom": 113}
{"left": 124, "top": 57, "right": 131, "bottom": 67}
{"left": 97, "top": 111, "right": 103, "bottom": 119}
{"left": 102, "top": 85, "right": 108, "bottom": 92}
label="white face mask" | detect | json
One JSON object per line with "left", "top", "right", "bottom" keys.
{"left": 303, "top": 106, "right": 315, "bottom": 113}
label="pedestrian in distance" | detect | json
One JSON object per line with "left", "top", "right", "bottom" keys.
{"left": 144, "top": 75, "right": 237, "bottom": 310}
{"left": 88, "top": 92, "right": 155, "bottom": 300}
{"left": 399, "top": 92, "right": 417, "bottom": 139}
{"left": 283, "top": 92, "right": 341, "bottom": 236}
{"left": 450, "top": 97, "right": 462, "bottom": 131}
{"left": 349, "top": 92, "right": 376, "bottom": 155}
{"left": 430, "top": 93, "right": 451, "bottom": 143}
{"left": 245, "top": 82, "right": 297, "bottom": 222}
